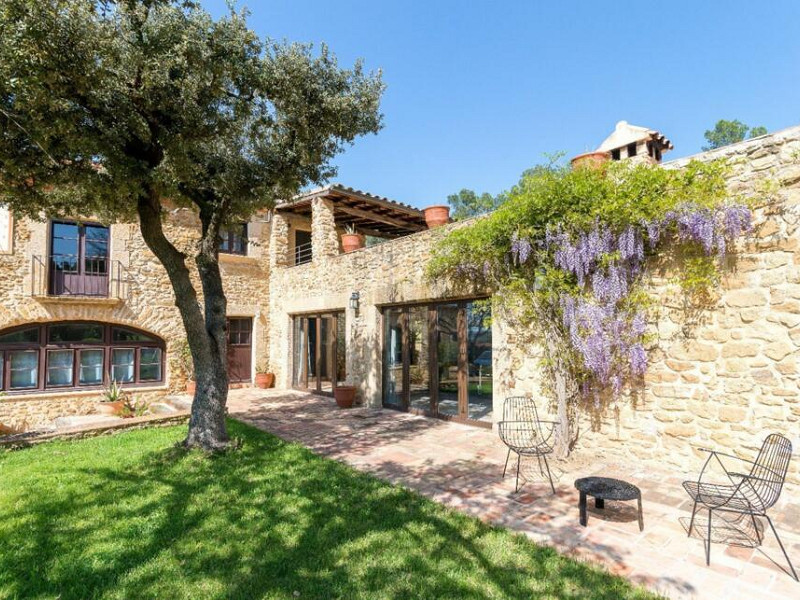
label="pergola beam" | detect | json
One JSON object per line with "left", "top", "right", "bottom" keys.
{"left": 335, "top": 204, "right": 426, "bottom": 232}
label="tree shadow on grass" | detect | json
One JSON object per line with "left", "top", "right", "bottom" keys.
{"left": 0, "top": 420, "right": 660, "bottom": 600}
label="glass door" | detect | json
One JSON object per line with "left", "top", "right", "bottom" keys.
{"left": 466, "top": 301, "right": 493, "bottom": 423}
{"left": 382, "top": 300, "right": 493, "bottom": 427}
{"left": 382, "top": 308, "right": 405, "bottom": 409}
{"left": 436, "top": 304, "right": 461, "bottom": 419}
{"left": 292, "top": 312, "right": 345, "bottom": 395}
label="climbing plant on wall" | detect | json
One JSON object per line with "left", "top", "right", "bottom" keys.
{"left": 428, "top": 158, "right": 753, "bottom": 456}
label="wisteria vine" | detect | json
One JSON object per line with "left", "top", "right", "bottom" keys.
{"left": 510, "top": 203, "right": 752, "bottom": 396}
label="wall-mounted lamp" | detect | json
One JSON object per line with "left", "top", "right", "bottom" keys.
{"left": 349, "top": 291, "right": 360, "bottom": 311}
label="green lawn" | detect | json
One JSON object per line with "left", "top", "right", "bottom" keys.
{"left": 0, "top": 420, "right": 657, "bottom": 600}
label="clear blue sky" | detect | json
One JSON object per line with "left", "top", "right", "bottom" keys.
{"left": 205, "top": 0, "right": 800, "bottom": 208}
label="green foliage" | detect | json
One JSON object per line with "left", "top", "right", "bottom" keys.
{"left": 703, "top": 119, "right": 768, "bottom": 150}
{"left": 429, "top": 159, "right": 734, "bottom": 289}
{"left": 119, "top": 395, "right": 150, "bottom": 418}
{"left": 0, "top": 0, "right": 384, "bottom": 222}
{"left": 447, "top": 188, "right": 507, "bottom": 220}
{"left": 102, "top": 378, "right": 127, "bottom": 403}
{"left": 428, "top": 158, "right": 748, "bottom": 404}
{"left": 0, "top": 421, "right": 657, "bottom": 599}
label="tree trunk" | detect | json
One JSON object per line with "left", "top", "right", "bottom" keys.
{"left": 136, "top": 189, "right": 230, "bottom": 451}
{"left": 546, "top": 334, "right": 572, "bottom": 459}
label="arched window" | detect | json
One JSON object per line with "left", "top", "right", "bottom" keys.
{"left": 0, "top": 322, "right": 165, "bottom": 393}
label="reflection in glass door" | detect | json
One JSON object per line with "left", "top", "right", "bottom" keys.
{"left": 382, "top": 300, "right": 493, "bottom": 427}
{"left": 466, "top": 301, "right": 493, "bottom": 422}
{"left": 292, "top": 312, "right": 345, "bottom": 395}
{"left": 408, "top": 306, "right": 431, "bottom": 412}
{"left": 383, "top": 308, "right": 405, "bottom": 408}
{"left": 436, "top": 304, "right": 460, "bottom": 419}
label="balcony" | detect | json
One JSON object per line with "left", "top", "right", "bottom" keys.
{"left": 31, "top": 255, "right": 131, "bottom": 303}
{"left": 293, "top": 241, "right": 313, "bottom": 266}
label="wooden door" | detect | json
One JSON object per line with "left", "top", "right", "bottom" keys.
{"left": 226, "top": 318, "right": 252, "bottom": 383}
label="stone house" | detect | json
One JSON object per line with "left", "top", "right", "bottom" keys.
{"left": 2, "top": 122, "right": 800, "bottom": 486}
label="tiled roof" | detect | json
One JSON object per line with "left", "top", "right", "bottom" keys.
{"left": 282, "top": 183, "right": 423, "bottom": 215}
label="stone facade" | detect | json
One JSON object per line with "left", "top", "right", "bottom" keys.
{"left": 0, "top": 208, "right": 271, "bottom": 431}
{"left": 3, "top": 123, "right": 800, "bottom": 493}
{"left": 267, "top": 125, "right": 800, "bottom": 489}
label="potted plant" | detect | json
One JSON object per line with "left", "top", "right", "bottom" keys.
{"left": 423, "top": 205, "right": 450, "bottom": 228}
{"left": 96, "top": 378, "right": 126, "bottom": 415}
{"left": 334, "top": 383, "right": 357, "bottom": 408}
{"left": 341, "top": 224, "right": 365, "bottom": 253}
{"left": 178, "top": 340, "right": 196, "bottom": 395}
{"left": 254, "top": 363, "right": 275, "bottom": 389}
{"left": 119, "top": 395, "right": 150, "bottom": 419}
{"left": 570, "top": 150, "right": 610, "bottom": 170}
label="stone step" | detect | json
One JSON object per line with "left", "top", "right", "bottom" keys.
{"left": 149, "top": 402, "right": 179, "bottom": 415}
{"left": 164, "top": 395, "right": 193, "bottom": 411}
{"left": 52, "top": 415, "right": 124, "bottom": 430}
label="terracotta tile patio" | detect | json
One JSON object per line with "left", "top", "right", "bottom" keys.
{"left": 227, "top": 389, "right": 800, "bottom": 600}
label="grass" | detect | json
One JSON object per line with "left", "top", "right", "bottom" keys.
{"left": 0, "top": 420, "right": 658, "bottom": 600}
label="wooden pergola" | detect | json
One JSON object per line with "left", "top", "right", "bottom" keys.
{"left": 276, "top": 184, "right": 427, "bottom": 238}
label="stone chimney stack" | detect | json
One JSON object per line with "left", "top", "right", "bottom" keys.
{"left": 595, "top": 121, "right": 673, "bottom": 165}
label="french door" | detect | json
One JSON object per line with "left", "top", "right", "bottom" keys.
{"left": 382, "top": 300, "right": 493, "bottom": 427}
{"left": 49, "top": 221, "right": 110, "bottom": 297}
{"left": 292, "top": 311, "right": 345, "bottom": 394}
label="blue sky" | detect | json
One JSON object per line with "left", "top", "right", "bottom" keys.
{"left": 205, "top": 1, "right": 800, "bottom": 208}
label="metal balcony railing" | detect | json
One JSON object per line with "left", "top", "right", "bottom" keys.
{"left": 293, "top": 241, "right": 313, "bottom": 266}
{"left": 31, "top": 255, "right": 131, "bottom": 300}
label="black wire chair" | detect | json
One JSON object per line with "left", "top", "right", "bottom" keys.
{"left": 498, "top": 396, "right": 558, "bottom": 494}
{"left": 682, "top": 433, "right": 797, "bottom": 580}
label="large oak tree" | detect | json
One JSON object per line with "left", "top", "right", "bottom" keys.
{"left": 0, "top": 0, "right": 384, "bottom": 450}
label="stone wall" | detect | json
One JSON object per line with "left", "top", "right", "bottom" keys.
{"left": 269, "top": 125, "right": 800, "bottom": 488}
{"left": 0, "top": 208, "right": 271, "bottom": 431}
{"left": 498, "top": 125, "right": 800, "bottom": 487}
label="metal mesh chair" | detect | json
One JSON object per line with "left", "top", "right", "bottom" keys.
{"left": 683, "top": 433, "right": 796, "bottom": 580}
{"left": 498, "top": 396, "right": 558, "bottom": 494}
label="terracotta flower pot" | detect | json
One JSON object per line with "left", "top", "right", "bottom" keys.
{"left": 255, "top": 372, "right": 275, "bottom": 389}
{"left": 96, "top": 401, "right": 124, "bottom": 416}
{"left": 186, "top": 380, "right": 196, "bottom": 395}
{"left": 341, "top": 233, "right": 364, "bottom": 253}
{"left": 424, "top": 205, "right": 450, "bottom": 228}
{"left": 334, "top": 385, "right": 357, "bottom": 408}
{"left": 570, "top": 151, "right": 610, "bottom": 170}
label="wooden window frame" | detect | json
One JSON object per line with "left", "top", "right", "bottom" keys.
{"left": 219, "top": 223, "right": 248, "bottom": 256}
{"left": 0, "top": 322, "right": 165, "bottom": 395}
{"left": 380, "top": 298, "right": 492, "bottom": 429}
{"left": 291, "top": 311, "right": 345, "bottom": 396}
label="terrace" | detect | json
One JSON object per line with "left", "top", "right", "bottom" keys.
{"left": 228, "top": 389, "right": 800, "bottom": 600}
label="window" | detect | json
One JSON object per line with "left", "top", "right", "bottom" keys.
{"left": 111, "top": 348, "right": 135, "bottom": 383}
{"left": 46, "top": 349, "right": 75, "bottom": 387}
{"left": 79, "top": 349, "right": 104, "bottom": 385}
{"left": 139, "top": 348, "right": 163, "bottom": 382}
{"left": 49, "top": 221, "right": 110, "bottom": 296}
{"left": 627, "top": 142, "right": 637, "bottom": 158}
{"left": 219, "top": 223, "right": 248, "bottom": 255}
{"left": 0, "top": 322, "right": 165, "bottom": 393}
{"left": 49, "top": 323, "right": 104, "bottom": 344}
{"left": 9, "top": 351, "right": 38, "bottom": 390}
{"left": 611, "top": 148, "right": 621, "bottom": 161}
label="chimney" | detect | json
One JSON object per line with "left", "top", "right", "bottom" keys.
{"left": 591, "top": 121, "right": 673, "bottom": 165}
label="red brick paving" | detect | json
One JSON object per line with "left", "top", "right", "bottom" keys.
{"left": 228, "top": 389, "right": 800, "bottom": 599}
